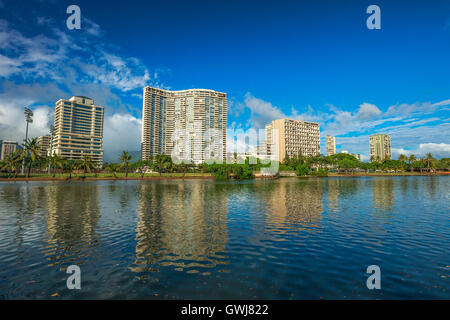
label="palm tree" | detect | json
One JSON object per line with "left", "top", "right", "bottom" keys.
{"left": 63, "top": 160, "right": 77, "bottom": 179}
{"left": 178, "top": 161, "right": 193, "bottom": 178}
{"left": 398, "top": 154, "right": 408, "bottom": 172}
{"left": 119, "top": 151, "right": 133, "bottom": 177}
{"left": 424, "top": 153, "right": 435, "bottom": 173}
{"left": 49, "top": 154, "right": 65, "bottom": 178}
{"left": 408, "top": 154, "right": 416, "bottom": 172}
{"left": 1, "top": 151, "right": 22, "bottom": 178}
{"left": 154, "top": 155, "right": 170, "bottom": 177}
{"left": 23, "top": 137, "right": 41, "bottom": 178}
{"left": 78, "top": 155, "right": 94, "bottom": 178}
{"left": 133, "top": 160, "right": 152, "bottom": 179}
{"left": 106, "top": 162, "right": 119, "bottom": 178}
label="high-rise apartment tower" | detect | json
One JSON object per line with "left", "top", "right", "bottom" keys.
{"left": 51, "top": 96, "right": 104, "bottom": 165}
{"left": 141, "top": 87, "right": 227, "bottom": 164}
{"left": 369, "top": 134, "right": 391, "bottom": 161}
{"left": 326, "top": 135, "right": 336, "bottom": 156}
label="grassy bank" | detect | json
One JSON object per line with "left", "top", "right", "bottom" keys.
{"left": 288, "top": 171, "right": 450, "bottom": 178}
{"left": 0, "top": 172, "right": 214, "bottom": 181}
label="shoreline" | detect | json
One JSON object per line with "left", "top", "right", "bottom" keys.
{"left": 0, "top": 175, "right": 215, "bottom": 182}
{"left": 0, "top": 172, "right": 448, "bottom": 182}
{"left": 292, "top": 172, "right": 450, "bottom": 178}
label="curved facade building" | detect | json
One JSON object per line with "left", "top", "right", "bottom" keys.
{"left": 141, "top": 87, "right": 227, "bottom": 164}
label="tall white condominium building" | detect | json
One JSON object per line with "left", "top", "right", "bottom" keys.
{"left": 266, "top": 119, "right": 320, "bottom": 163}
{"left": 38, "top": 135, "right": 51, "bottom": 157}
{"left": 369, "top": 133, "right": 391, "bottom": 161}
{"left": 1, "top": 141, "right": 18, "bottom": 160}
{"left": 326, "top": 135, "right": 336, "bottom": 156}
{"left": 141, "top": 87, "right": 227, "bottom": 164}
{"left": 51, "top": 96, "right": 104, "bottom": 165}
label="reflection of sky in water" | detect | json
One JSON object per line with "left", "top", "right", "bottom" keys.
{"left": 0, "top": 176, "right": 448, "bottom": 299}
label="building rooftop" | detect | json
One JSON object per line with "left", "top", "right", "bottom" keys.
{"left": 144, "top": 86, "right": 227, "bottom": 95}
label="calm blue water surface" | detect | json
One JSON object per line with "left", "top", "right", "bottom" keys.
{"left": 0, "top": 176, "right": 448, "bottom": 299}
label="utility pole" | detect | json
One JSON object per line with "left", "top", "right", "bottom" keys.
{"left": 47, "top": 125, "right": 55, "bottom": 174}
{"left": 22, "top": 107, "right": 34, "bottom": 175}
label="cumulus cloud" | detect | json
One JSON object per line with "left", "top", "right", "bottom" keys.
{"left": 84, "top": 18, "right": 103, "bottom": 37}
{"left": 0, "top": 19, "right": 153, "bottom": 91}
{"left": 244, "top": 93, "right": 286, "bottom": 128}
{"left": 356, "top": 103, "right": 382, "bottom": 120}
{"left": 392, "top": 143, "right": 450, "bottom": 159}
{"left": 384, "top": 100, "right": 450, "bottom": 117}
{"left": 0, "top": 102, "right": 53, "bottom": 141}
{"left": 78, "top": 53, "right": 151, "bottom": 92}
{"left": 234, "top": 93, "right": 450, "bottom": 160}
{"left": 0, "top": 15, "right": 166, "bottom": 159}
{"left": 103, "top": 114, "right": 142, "bottom": 162}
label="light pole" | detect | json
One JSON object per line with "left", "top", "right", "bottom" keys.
{"left": 48, "top": 125, "right": 55, "bottom": 174}
{"left": 22, "top": 107, "right": 34, "bottom": 174}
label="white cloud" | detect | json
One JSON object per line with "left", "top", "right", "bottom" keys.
{"left": 0, "top": 103, "right": 53, "bottom": 141}
{"left": 84, "top": 18, "right": 103, "bottom": 37}
{"left": 356, "top": 103, "right": 382, "bottom": 120}
{"left": 103, "top": 113, "right": 142, "bottom": 162}
{"left": 0, "top": 18, "right": 154, "bottom": 91}
{"left": 0, "top": 54, "right": 21, "bottom": 77}
{"left": 235, "top": 93, "right": 450, "bottom": 159}
{"left": 392, "top": 143, "right": 450, "bottom": 159}
{"left": 244, "top": 93, "right": 286, "bottom": 128}
{"left": 0, "top": 16, "right": 167, "bottom": 158}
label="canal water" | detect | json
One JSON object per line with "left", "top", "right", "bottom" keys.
{"left": 0, "top": 176, "right": 448, "bottom": 299}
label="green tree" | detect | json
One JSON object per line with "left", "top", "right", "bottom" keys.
{"left": 23, "top": 137, "right": 41, "bottom": 178}
{"left": 214, "top": 165, "right": 230, "bottom": 180}
{"left": 154, "top": 155, "right": 172, "bottom": 176}
{"left": 119, "top": 151, "right": 133, "bottom": 177}
{"left": 133, "top": 160, "right": 152, "bottom": 179}
{"left": 1, "top": 151, "right": 22, "bottom": 178}
{"left": 424, "top": 153, "right": 436, "bottom": 173}
{"left": 231, "top": 165, "right": 244, "bottom": 179}
{"left": 78, "top": 155, "right": 94, "bottom": 178}
{"left": 49, "top": 154, "right": 65, "bottom": 178}
{"left": 177, "top": 160, "right": 193, "bottom": 179}
{"left": 63, "top": 160, "right": 77, "bottom": 179}
{"left": 295, "top": 164, "right": 309, "bottom": 176}
{"left": 398, "top": 154, "right": 408, "bottom": 172}
{"left": 105, "top": 162, "right": 119, "bottom": 178}
{"left": 408, "top": 154, "right": 417, "bottom": 172}
{"left": 437, "top": 158, "right": 450, "bottom": 171}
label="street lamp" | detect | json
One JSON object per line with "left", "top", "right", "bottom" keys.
{"left": 22, "top": 107, "right": 34, "bottom": 174}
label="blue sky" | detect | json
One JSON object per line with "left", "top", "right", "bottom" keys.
{"left": 0, "top": 0, "right": 449, "bottom": 161}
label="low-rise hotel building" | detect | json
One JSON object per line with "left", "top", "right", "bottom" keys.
{"left": 1, "top": 141, "right": 18, "bottom": 160}
{"left": 50, "top": 96, "right": 104, "bottom": 165}
{"left": 350, "top": 153, "right": 361, "bottom": 161}
{"left": 266, "top": 119, "right": 320, "bottom": 163}
{"left": 38, "top": 135, "right": 51, "bottom": 157}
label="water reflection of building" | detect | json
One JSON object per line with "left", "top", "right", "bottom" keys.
{"left": 262, "top": 179, "right": 323, "bottom": 231}
{"left": 44, "top": 183, "right": 101, "bottom": 266}
{"left": 372, "top": 178, "right": 395, "bottom": 214}
{"left": 132, "top": 181, "right": 229, "bottom": 276}
{"left": 326, "top": 179, "right": 339, "bottom": 213}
